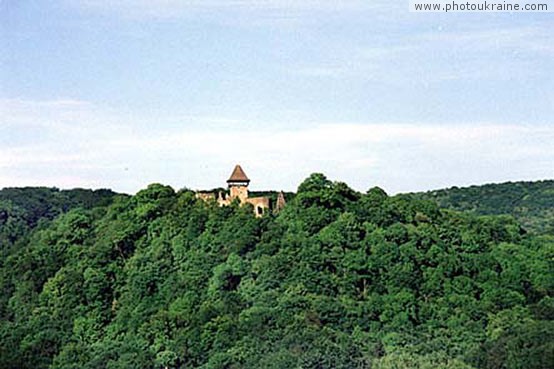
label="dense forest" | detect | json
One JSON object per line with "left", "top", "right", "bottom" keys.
{"left": 416, "top": 180, "right": 554, "bottom": 235}
{"left": 0, "top": 176, "right": 552, "bottom": 368}
{"left": 0, "top": 187, "right": 122, "bottom": 250}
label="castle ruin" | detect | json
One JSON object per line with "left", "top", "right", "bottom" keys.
{"left": 196, "top": 165, "right": 285, "bottom": 217}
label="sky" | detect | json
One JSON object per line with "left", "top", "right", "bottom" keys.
{"left": 1, "top": 1, "right": 553, "bottom": 194}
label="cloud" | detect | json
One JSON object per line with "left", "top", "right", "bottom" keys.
{"left": 74, "top": 0, "right": 379, "bottom": 11}
{"left": 68, "top": 0, "right": 386, "bottom": 20}
{"left": 1, "top": 98, "right": 92, "bottom": 125}
{"left": 1, "top": 98, "right": 553, "bottom": 194}
{"left": 293, "top": 23, "right": 553, "bottom": 84}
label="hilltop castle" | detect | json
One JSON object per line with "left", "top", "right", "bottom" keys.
{"left": 196, "top": 165, "right": 285, "bottom": 217}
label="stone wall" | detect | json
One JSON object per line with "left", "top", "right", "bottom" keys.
{"left": 229, "top": 185, "right": 248, "bottom": 202}
{"left": 246, "top": 196, "right": 270, "bottom": 217}
{"left": 196, "top": 192, "right": 215, "bottom": 201}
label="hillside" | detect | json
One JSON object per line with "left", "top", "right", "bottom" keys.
{"left": 0, "top": 187, "right": 123, "bottom": 245}
{"left": 0, "top": 174, "right": 552, "bottom": 369}
{"left": 415, "top": 180, "right": 554, "bottom": 235}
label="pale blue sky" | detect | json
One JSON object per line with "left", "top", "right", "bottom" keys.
{"left": 1, "top": 1, "right": 553, "bottom": 194}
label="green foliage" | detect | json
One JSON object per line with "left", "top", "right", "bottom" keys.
{"left": 416, "top": 180, "right": 554, "bottom": 235}
{"left": 0, "top": 177, "right": 552, "bottom": 368}
{"left": 0, "top": 187, "right": 121, "bottom": 253}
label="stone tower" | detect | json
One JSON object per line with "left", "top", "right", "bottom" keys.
{"left": 197, "top": 164, "right": 271, "bottom": 217}
{"left": 274, "top": 191, "right": 286, "bottom": 213}
{"left": 227, "top": 164, "right": 250, "bottom": 202}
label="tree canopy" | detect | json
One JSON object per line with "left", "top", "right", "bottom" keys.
{"left": 0, "top": 176, "right": 552, "bottom": 368}
{"left": 415, "top": 180, "right": 554, "bottom": 235}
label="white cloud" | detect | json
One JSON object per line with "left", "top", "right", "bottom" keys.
{"left": 294, "top": 24, "right": 553, "bottom": 83}
{"left": 1, "top": 98, "right": 553, "bottom": 194}
{"left": 74, "top": 0, "right": 379, "bottom": 11}
{"left": 1, "top": 98, "right": 91, "bottom": 126}
{"left": 68, "top": 0, "right": 387, "bottom": 19}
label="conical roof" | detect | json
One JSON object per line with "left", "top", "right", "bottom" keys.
{"left": 227, "top": 164, "right": 250, "bottom": 183}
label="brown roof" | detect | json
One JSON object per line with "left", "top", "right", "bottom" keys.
{"left": 227, "top": 164, "right": 250, "bottom": 183}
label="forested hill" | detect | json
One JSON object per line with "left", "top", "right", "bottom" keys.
{"left": 0, "top": 187, "right": 123, "bottom": 248}
{"left": 1, "top": 174, "right": 552, "bottom": 369}
{"left": 415, "top": 180, "right": 554, "bottom": 235}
